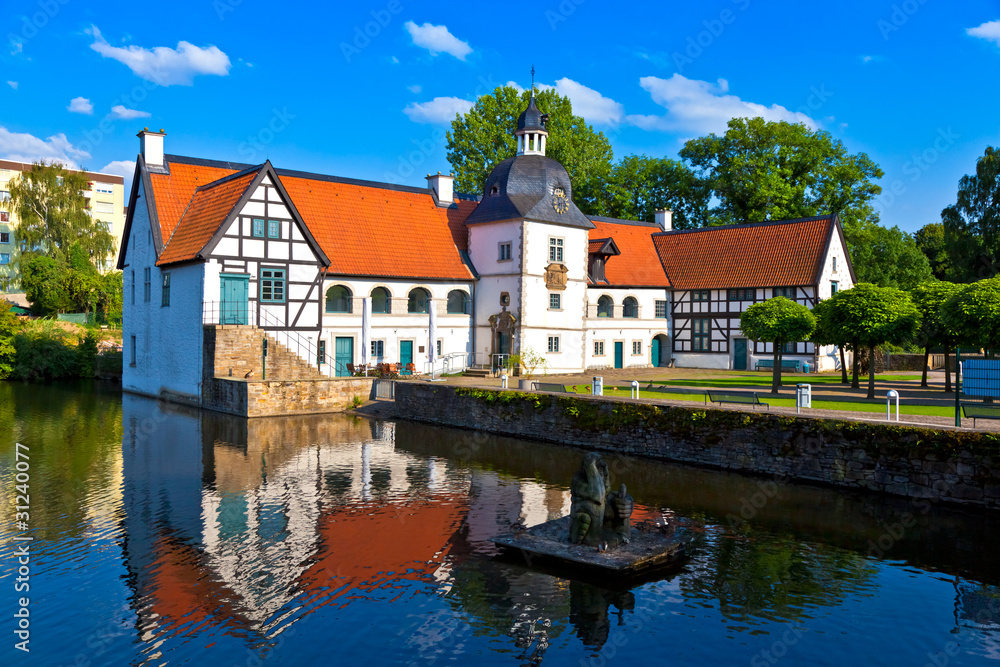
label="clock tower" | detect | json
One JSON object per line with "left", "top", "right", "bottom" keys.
{"left": 465, "top": 82, "right": 594, "bottom": 374}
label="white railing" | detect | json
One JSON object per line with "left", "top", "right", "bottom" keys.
{"left": 423, "top": 352, "right": 470, "bottom": 376}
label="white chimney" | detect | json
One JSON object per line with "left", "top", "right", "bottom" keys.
{"left": 138, "top": 128, "right": 166, "bottom": 168}
{"left": 426, "top": 171, "right": 454, "bottom": 207}
{"left": 655, "top": 208, "right": 673, "bottom": 231}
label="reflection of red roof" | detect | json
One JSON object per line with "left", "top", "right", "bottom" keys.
{"left": 589, "top": 218, "right": 669, "bottom": 288}
{"left": 298, "top": 498, "right": 467, "bottom": 609}
{"left": 652, "top": 216, "right": 837, "bottom": 289}
{"left": 143, "top": 156, "right": 476, "bottom": 280}
{"left": 156, "top": 169, "right": 259, "bottom": 265}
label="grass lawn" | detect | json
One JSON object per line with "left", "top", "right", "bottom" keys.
{"left": 564, "top": 384, "right": 956, "bottom": 418}
{"left": 642, "top": 373, "right": 923, "bottom": 388}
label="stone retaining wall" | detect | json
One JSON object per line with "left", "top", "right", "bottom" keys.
{"left": 204, "top": 376, "right": 375, "bottom": 417}
{"left": 395, "top": 383, "right": 1000, "bottom": 510}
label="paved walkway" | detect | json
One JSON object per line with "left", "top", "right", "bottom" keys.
{"left": 386, "top": 368, "right": 999, "bottom": 433}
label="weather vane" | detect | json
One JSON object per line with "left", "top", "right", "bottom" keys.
{"left": 531, "top": 65, "right": 535, "bottom": 92}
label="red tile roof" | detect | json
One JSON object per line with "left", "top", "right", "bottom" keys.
{"left": 147, "top": 157, "right": 475, "bottom": 280}
{"left": 652, "top": 216, "right": 835, "bottom": 290}
{"left": 589, "top": 218, "right": 670, "bottom": 287}
{"left": 156, "top": 169, "right": 259, "bottom": 265}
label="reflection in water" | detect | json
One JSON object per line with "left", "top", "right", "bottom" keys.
{"left": 6, "top": 385, "right": 1000, "bottom": 664}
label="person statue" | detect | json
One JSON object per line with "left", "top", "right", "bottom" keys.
{"left": 568, "top": 453, "right": 634, "bottom": 548}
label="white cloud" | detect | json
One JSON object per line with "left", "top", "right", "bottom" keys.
{"left": 67, "top": 97, "right": 93, "bottom": 114}
{"left": 404, "top": 21, "right": 472, "bottom": 61}
{"left": 626, "top": 74, "right": 818, "bottom": 135}
{"left": 403, "top": 96, "right": 473, "bottom": 124}
{"left": 100, "top": 159, "right": 136, "bottom": 193}
{"left": 408, "top": 84, "right": 422, "bottom": 94}
{"left": 392, "top": 56, "right": 399, "bottom": 64}
{"left": 6, "top": 81, "right": 16, "bottom": 90}
{"left": 87, "top": 25, "right": 231, "bottom": 86}
{"left": 537, "top": 78, "right": 624, "bottom": 125}
{"left": 110, "top": 105, "right": 151, "bottom": 120}
{"left": 0, "top": 127, "right": 91, "bottom": 168}
{"left": 860, "top": 54, "right": 885, "bottom": 64}
{"left": 968, "top": 20, "right": 1000, "bottom": 46}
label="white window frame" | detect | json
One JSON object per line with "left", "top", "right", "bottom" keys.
{"left": 548, "top": 237, "right": 564, "bottom": 263}
{"left": 371, "top": 340, "right": 385, "bottom": 359}
{"left": 549, "top": 293, "right": 561, "bottom": 310}
{"left": 632, "top": 340, "right": 642, "bottom": 355}
{"left": 498, "top": 241, "right": 512, "bottom": 262}
{"left": 547, "top": 336, "right": 560, "bottom": 353}
{"left": 594, "top": 341, "right": 605, "bottom": 356}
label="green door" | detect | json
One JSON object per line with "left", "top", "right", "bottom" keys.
{"left": 400, "top": 340, "right": 413, "bottom": 369}
{"left": 614, "top": 342, "right": 624, "bottom": 369}
{"left": 334, "top": 337, "right": 353, "bottom": 377}
{"left": 220, "top": 274, "right": 249, "bottom": 325}
{"left": 651, "top": 337, "right": 660, "bottom": 368}
{"left": 734, "top": 338, "right": 748, "bottom": 370}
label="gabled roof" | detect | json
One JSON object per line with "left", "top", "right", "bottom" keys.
{"left": 652, "top": 215, "right": 839, "bottom": 290}
{"left": 128, "top": 155, "right": 476, "bottom": 281}
{"left": 588, "top": 238, "right": 620, "bottom": 256}
{"left": 156, "top": 166, "right": 261, "bottom": 265}
{"left": 588, "top": 216, "right": 670, "bottom": 288}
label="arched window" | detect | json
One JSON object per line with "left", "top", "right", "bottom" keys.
{"left": 408, "top": 287, "right": 430, "bottom": 314}
{"left": 623, "top": 296, "right": 638, "bottom": 318}
{"left": 597, "top": 295, "right": 614, "bottom": 318}
{"left": 447, "top": 290, "right": 469, "bottom": 314}
{"left": 325, "top": 285, "right": 352, "bottom": 313}
{"left": 371, "top": 287, "right": 391, "bottom": 314}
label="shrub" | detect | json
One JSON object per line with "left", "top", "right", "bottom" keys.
{"left": 13, "top": 320, "right": 78, "bottom": 381}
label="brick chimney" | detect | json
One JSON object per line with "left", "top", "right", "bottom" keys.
{"left": 138, "top": 128, "right": 166, "bottom": 168}
{"left": 655, "top": 208, "right": 673, "bottom": 232}
{"left": 426, "top": 172, "right": 454, "bottom": 207}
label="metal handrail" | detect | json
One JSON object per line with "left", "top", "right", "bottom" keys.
{"left": 423, "top": 351, "right": 469, "bottom": 376}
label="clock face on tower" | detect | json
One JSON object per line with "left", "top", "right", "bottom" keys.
{"left": 552, "top": 187, "right": 568, "bottom": 214}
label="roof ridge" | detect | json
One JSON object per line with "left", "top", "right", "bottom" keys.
{"left": 589, "top": 215, "right": 659, "bottom": 227}
{"left": 193, "top": 163, "right": 263, "bottom": 192}
{"left": 652, "top": 214, "right": 834, "bottom": 237}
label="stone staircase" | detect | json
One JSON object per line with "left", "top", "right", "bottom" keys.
{"left": 204, "top": 325, "right": 325, "bottom": 381}
{"left": 462, "top": 366, "right": 492, "bottom": 378}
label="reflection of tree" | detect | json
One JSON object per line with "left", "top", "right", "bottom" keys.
{"left": 679, "top": 529, "right": 877, "bottom": 625}
{"left": 0, "top": 382, "right": 122, "bottom": 540}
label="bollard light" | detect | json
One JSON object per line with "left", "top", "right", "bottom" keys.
{"left": 501, "top": 374, "right": 508, "bottom": 390}
{"left": 631, "top": 380, "right": 639, "bottom": 399}
{"left": 886, "top": 390, "right": 900, "bottom": 422}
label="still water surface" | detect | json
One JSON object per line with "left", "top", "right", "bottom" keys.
{"left": 3, "top": 382, "right": 1000, "bottom": 665}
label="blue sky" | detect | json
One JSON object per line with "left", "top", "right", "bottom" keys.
{"left": 2, "top": 0, "right": 998, "bottom": 233}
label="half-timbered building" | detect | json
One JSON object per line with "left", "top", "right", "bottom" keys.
{"left": 119, "top": 98, "right": 854, "bottom": 404}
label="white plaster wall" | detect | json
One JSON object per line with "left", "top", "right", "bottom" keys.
{"left": 320, "top": 277, "right": 473, "bottom": 372}
{"left": 121, "top": 179, "right": 205, "bottom": 401}
{"left": 673, "top": 352, "right": 731, "bottom": 370}
{"left": 585, "top": 287, "right": 670, "bottom": 369}
{"left": 817, "top": 228, "right": 853, "bottom": 299}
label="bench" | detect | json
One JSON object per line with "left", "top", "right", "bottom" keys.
{"left": 961, "top": 402, "right": 1000, "bottom": 428}
{"left": 705, "top": 390, "right": 770, "bottom": 411}
{"left": 755, "top": 359, "right": 801, "bottom": 372}
{"left": 532, "top": 382, "right": 570, "bottom": 393}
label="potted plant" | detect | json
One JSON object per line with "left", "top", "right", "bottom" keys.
{"left": 511, "top": 347, "right": 547, "bottom": 389}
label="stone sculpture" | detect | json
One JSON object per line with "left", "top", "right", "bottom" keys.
{"left": 568, "top": 453, "right": 634, "bottom": 548}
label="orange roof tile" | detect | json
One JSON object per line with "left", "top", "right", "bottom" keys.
{"left": 652, "top": 216, "right": 835, "bottom": 290}
{"left": 281, "top": 176, "right": 475, "bottom": 280}
{"left": 149, "top": 160, "right": 240, "bottom": 244}
{"left": 589, "top": 218, "right": 670, "bottom": 288}
{"left": 156, "top": 169, "right": 259, "bottom": 265}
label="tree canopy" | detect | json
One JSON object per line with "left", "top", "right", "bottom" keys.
{"left": 592, "top": 155, "right": 709, "bottom": 229}
{"left": 810, "top": 298, "right": 850, "bottom": 384}
{"left": 914, "top": 223, "right": 951, "bottom": 281}
{"left": 844, "top": 219, "right": 932, "bottom": 290}
{"left": 21, "top": 250, "right": 122, "bottom": 320}
{"left": 8, "top": 162, "right": 115, "bottom": 267}
{"left": 446, "top": 86, "right": 614, "bottom": 212}
{"left": 942, "top": 146, "right": 1000, "bottom": 282}
{"left": 678, "top": 117, "right": 883, "bottom": 228}
{"left": 910, "top": 280, "right": 962, "bottom": 390}
{"left": 823, "top": 283, "right": 921, "bottom": 398}
{"left": 740, "top": 297, "right": 816, "bottom": 394}
{"left": 940, "top": 275, "right": 1000, "bottom": 353}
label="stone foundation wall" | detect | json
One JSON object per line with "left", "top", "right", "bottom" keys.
{"left": 395, "top": 384, "right": 1000, "bottom": 510}
{"left": 204, "top": 377, "right": 375, "bottom": 416}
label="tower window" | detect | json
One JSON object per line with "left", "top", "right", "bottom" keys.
{"left": 490, "top": 185, "right": 499, "bottom": 196}
{"left": 548, "top": 237, "right": 564, "bottom": 263}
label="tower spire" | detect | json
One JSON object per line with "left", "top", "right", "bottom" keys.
{"left": 515, "top": 67, "right": 548, "bottom": 157}
{"left": 530, "top": 65, "right": 535, "bottom": 95}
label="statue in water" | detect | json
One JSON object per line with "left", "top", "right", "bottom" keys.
{"left": 568, "top": 453, "right": 634, "bottom": 548}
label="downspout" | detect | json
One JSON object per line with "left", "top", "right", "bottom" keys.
{"left": 470, "top": 279, "right": 476, "bottom": 369}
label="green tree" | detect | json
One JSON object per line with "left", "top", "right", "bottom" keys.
{"left": 810, "top": 298, "right": 849, "bottom": 384}
{"left": 940, "top": 275, "right": 1000, "bottom": 355}
{"left": 679, "top": 117, "right": 883, "bottom": 228}
{"left": 594, "top": 155, "right": 710, "bottom": 228}
{"left": 942, "top": 146, "right": 1000, "bottom": 282}
{"left": 826, "top": 284, "right": 921, "bottom": 398}
{"left": 740, "top": 297, "right": 816, "bottom": 394}
{"left": 914, "top": 223, "right": 951, "bottom": 280}
{"left": 0, "top": 301, "right": 20, "bottom": 379}
{"left": 447, "top": 86, "right": 614, "bottom": 211}
{"left": 844, "top": 219, "right": 933, "bottom": 290}
{"left": 8, "top": 162, "right": 115, "bottom": 267}
{"left": 911, "top": 281, "right": 962, "bottom": 391}
{"left": 21, "top": 254, "right": 72, "bottom": 315}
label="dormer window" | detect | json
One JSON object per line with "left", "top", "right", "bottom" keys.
{"left": 490, "top": 185, "right": 499, "bottom": 196}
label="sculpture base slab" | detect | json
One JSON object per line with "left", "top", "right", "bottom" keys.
{"left": 491, "top": 516, "right": 687, "bottom": 578}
